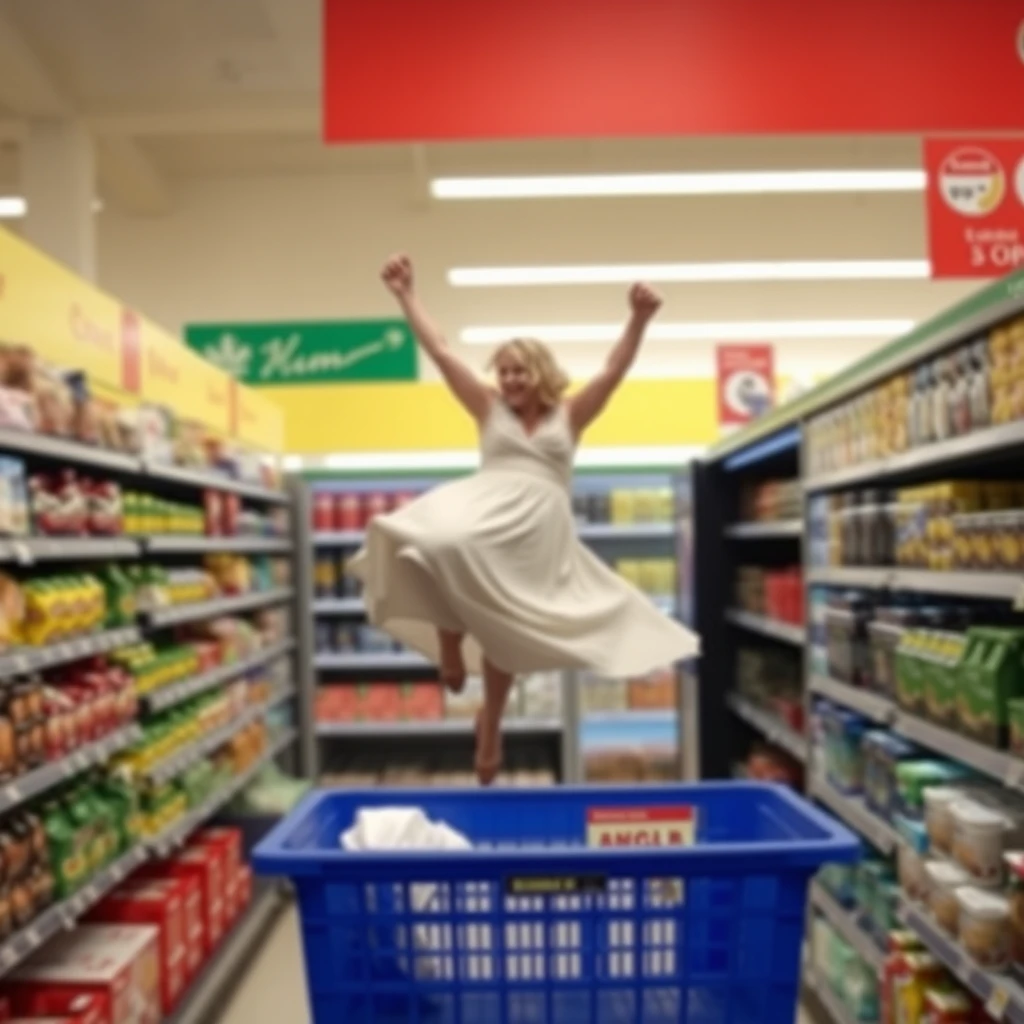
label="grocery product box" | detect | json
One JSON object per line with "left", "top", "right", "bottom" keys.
{"left": 193, "top": 829, "right": 242, "bottom": 925}
{"left": 137, "top": 848, "right": 222, "bottom": 959}
{"left": 9, "top": 925, "right": 159, "bottom": 1024}
{"left": 5, "top": 991, "right": 110, "bottom": 1024}
{"left": 86, "top": 881, "right": 186, "bottom": 1014}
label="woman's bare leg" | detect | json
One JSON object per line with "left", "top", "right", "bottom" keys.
{"left": 437, "top": 629, "right": 466, "bottom": 694}
{"left": 476, "top": 658, "right": 515, "bottom": 785}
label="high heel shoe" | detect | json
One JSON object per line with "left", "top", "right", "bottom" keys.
{"left": 474, "top": 712, "right": 502, "bottom": 786}
{"left": 440, "top": 671, "right": 466, "bottom": 695}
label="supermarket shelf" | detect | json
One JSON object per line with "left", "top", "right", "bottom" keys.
{"left": 725, "top": 609, "right": 806, "bottom": 646}
{"left": 142, "top": 639, "right": 296, "bottom": 713}
{"left": 581, "top": 709, "right": 678, "bottom": 726}
{"left": 808, "top": 675, "right": 896, "bottom": 724}
{"left": 165, "top": 880, "right": 288, "bottom": 1024}
{"left": 577, "top": 522, "right": 674, "bottom": 541}
{"left": 313, "top": 597, "right": 366, "bottom": 616}
{"left": 807, "top": 566, "right": 892, "bottom": 589}
{"left": 266, "top": 685, "right": 297, "bottom": 710}
{"left": 313, "top": 530, "right": 366, "bottom": 546}
{"left": 900, "top": 900, "right": 1024, "bottom": 1024}
{"left": 809, "top": 775, "right": 900, "bottom": 855}
{"left": 806, "top": 419, "right": 1024, "bottom": 495}
{"left": 143, "top": 587, "right": 293, "bottom": 629}
{"left": 893, "top": 711, "right": 1024, "bottom": 790}
{"left": 142, "top": 461, "right": 290, "bottom": 505}
{"left": 315, "top": 650, "right": 433, "bottom": 672}
{"left": 149, "top": 728, "right": 297, "bottom": 856}
{"left": 145, "top": 704, "right": 268, "bottom": 785}
{"left": 316, "top": 717, "right": 562, "bottom": 739}
{"left": 808, "top": 565, "right": 1023, "bottom": 601}
{"left": 0, "top": 723, "right": 143, "bottom": 817}
{"left": 805, "top": 967, "right": 866, "bottom": 1024}
{"left": 809, "top": 881, "right": 885, "bottom": 974}
{"left": 145, "top": 535, "right": 291, "bottom": 555}
{"left": 0, "top": 536, "right": 141, "bottom": 563}
{"left": 724, "top": 520, "right": 803, "bottom": 539}
{"left": 0, "top": 625, "right": 142, "bottom": 682}
{"left": 0, "top": 843, "right": 149, "bottom": 977}
{"left": 726, "top": 694, "right": 807, "bottom": 762}
{"left": 0, "top": 427, "right": 140, "bottom": 473}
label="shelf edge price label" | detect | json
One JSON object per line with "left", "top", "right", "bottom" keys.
{"left": 986, "top": 985, "right": 1010, "bottom": 1021}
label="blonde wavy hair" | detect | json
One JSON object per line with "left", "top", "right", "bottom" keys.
{"left": 488, "top": 338, "right": 570, "bottom": 409}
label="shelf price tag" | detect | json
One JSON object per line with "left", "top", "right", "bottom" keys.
{"left": 986, "top": 986, "right": 1010, "bottom": 1020}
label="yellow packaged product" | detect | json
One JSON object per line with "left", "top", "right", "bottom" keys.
{"left": 633, "top": 490, "right": 655, "bottom": 523}
{"left": 609, "top": 489, "right": 636, "bottom": 524}
{"left": 616, "top": 560, "right": 641, "bottom": 588}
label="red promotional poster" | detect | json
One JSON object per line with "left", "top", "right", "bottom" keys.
{"left": 925, "top": 138, "right": 1024, "bottom": 278}
{"left": 716, "top": 345, "right": 775, "bottom": 427}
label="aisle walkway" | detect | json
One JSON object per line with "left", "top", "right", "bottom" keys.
{"left": 220, "top": 907, "right": 815, "bottom": 1023}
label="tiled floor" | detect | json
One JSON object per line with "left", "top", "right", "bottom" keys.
{"left": 219, "top": 907, "right": 816, "bottom": 1023}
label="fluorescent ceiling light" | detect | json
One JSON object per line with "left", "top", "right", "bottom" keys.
{"left": 0, "top": 196, "right": 103, "bottom": 219}
{"left": 449, "top": 259, "right": 931, "bottom": 287}
{"left": 461, "top": 319, "right": 915, "bottom": 344}
{"left": 432, "top": 169, "right": 926, "bottom": 200}
{"left": 0, "top": 197, "right": 27, "bottom": 219}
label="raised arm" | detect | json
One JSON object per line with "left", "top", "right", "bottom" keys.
{"left": 568, "top": 283, "right": 662, "bottom": 436}
{"left": 382, "top": 254, "right": 492, "bottom": 422}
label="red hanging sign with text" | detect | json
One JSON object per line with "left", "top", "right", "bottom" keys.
{"left": 324, "top": 0, "right": 1024, "bottom": 143}
{"left": 925, "top": 138, "right": 1024, "bottom": 278}
{"left": 716, "top": 345, "right": 775, "bottom": 428}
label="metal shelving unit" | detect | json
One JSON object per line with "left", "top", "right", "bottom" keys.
{"left": 726, "top": 694, "right": 807, "bottom": 762}
{"left": 809, "top": 882, "right": 885, "bottom": 974}
{"left": 146, "top": 535, "right": 291, "bottom": 555}
{"left": 0, "top": 537, "right": 142, "bottom": 562}
{"left": 724, "top": 520, "right": 803, "bottom": 539}
{"left": 144, "top": 587, "right": 294, "bottom": 629}
{"left": 0, "top": 626, "right": 142, "bottom": 682}
{"left": 725, "top": 609, "right": 806, "bottom": 646}
{"left": 695, "top": 268, "right": 1024, "bottom": 1024}
{"left": 315, "top": 718, "right": 562, "bottom": 738}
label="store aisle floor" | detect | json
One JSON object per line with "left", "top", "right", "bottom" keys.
{"left": 219, "top": 905, "right": 816, "bottom": 1024}
{"left": 220, "top": 904, "right": 308, "bottom": 1023}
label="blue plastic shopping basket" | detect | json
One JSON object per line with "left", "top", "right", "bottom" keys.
{"left": 254, "top": 782, "right": 857, "bottom": 1024}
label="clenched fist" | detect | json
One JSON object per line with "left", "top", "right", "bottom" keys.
{"left": 382, "top": 254, "right": 414, "bottom": 297}
{"left": 629, "top": 282, "right": 662, "bottom": 319}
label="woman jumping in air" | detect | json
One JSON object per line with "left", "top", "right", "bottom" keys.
{"left": 350, "top": 255, "right": 700, "bottom": 784}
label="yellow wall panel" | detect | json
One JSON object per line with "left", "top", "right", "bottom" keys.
{"left": 264, "top": 378, "right": 721, "bottom": 453}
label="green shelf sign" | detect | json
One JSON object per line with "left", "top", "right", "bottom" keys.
{"left": 185, "top": 319, "right": 418, "bottom": 386}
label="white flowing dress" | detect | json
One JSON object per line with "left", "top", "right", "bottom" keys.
{"left": 348, "top": 401, "right": 700, "bottom": 676}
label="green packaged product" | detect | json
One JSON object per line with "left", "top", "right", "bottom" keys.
{"left": 957, "top": 627, "right": 1024, "bottom": 747}
{"left": 101, "top": 773, "right": 144, "bottom": 853}
{"left": 923, "top": 630, "right": 966, "bottom": 726}
{"left": 1009, "top": 698, "right": 1024, "bottom": 758}
{"left": 896, "top": 760, "right": 971, "bottom": 819}
{"left": 42, "top": 799, "right": 88, "bottom": 898}
{"left": 895, "top": 632, "right": 929, "bottom": 714}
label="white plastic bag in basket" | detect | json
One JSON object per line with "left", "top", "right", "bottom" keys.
{"left": 341, "top": 807, "right": 472, "bottom": 979}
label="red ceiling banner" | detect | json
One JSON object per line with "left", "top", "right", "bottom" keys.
{"left": 323, "top": 0, "right": 1024, "bottom": 143}
{"left": 924, "top": 138, "right": 1024, "bottom": 279}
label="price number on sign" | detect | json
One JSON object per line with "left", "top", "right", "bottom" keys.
{"left": 970, "top": 241, "right": 1024, "bottom": 271}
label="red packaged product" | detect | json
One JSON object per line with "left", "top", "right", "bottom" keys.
{"left": 5, "top": 991, "right": 109, "bottom": 1024}
{"left": 138, "top": 846, "right": 225, "bottom": 953}
{"left": 202, "top": 490, "right": 222, "bottom": 537}
{"left": 235, "top": 864, "right": 253, "bottom": 912}
{"left": 193, "top": 829, "right": 242, "bottom": 925}
{"left": 86, "top": 881, "right": 187, "bottom": 1014}
{"left": 335, "top": 494, "right": 360, "bottom": 531}
{"left": 364, "top": 493, "right": 388, "bottom": 525}
{"left": 311, "top": 493, "right": 332, "bottom": 531}
{"left": 132, "top": 868, "right": 204, "bottom": 979}
{"left": 221, "top": 494, "right": 240, "bottom": 537}
{"left": 8, "top": 925, "right": 160, "bottom": 1024}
